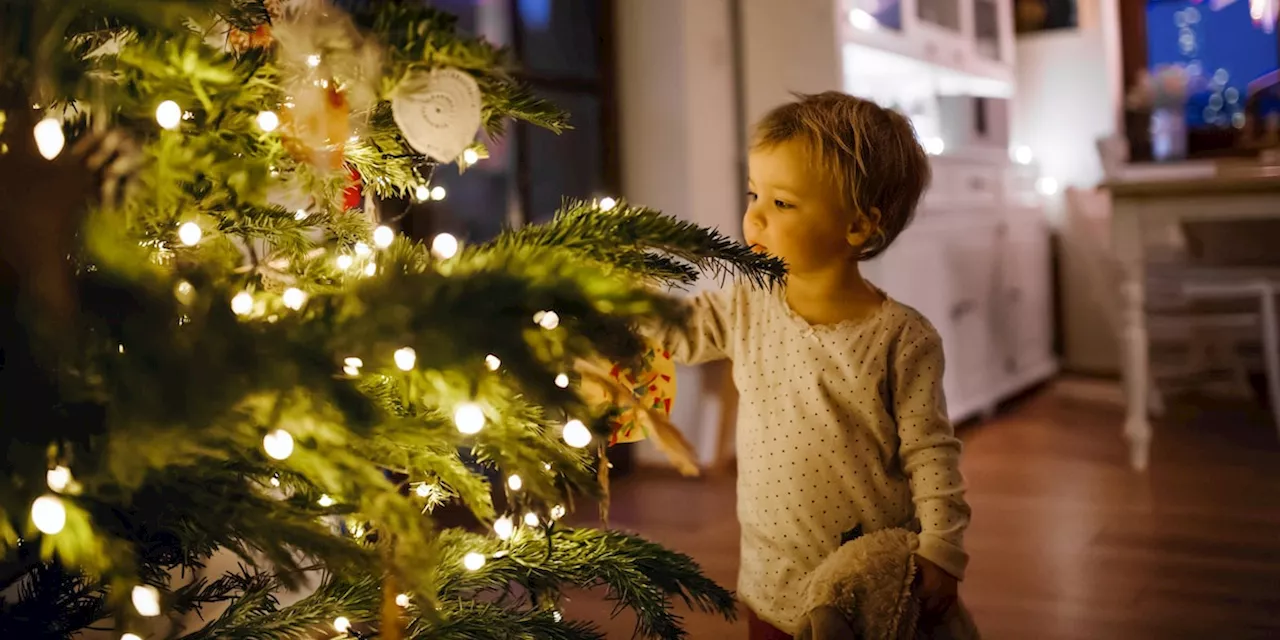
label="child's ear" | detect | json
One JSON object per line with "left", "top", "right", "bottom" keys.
{"left": 846, "top": 207, "right": 880, "bottom": 248}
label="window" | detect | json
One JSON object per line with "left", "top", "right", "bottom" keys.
{"left": 394, "top": 0, "right": 619, "bottom": 243}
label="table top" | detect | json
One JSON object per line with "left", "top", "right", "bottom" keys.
{"left": 1106, "top": 158, "right": 1280, "bottom": 198}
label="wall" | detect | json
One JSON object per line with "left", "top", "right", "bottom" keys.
{"left": 739, "top": 0, "right": 843, "bottom": 132}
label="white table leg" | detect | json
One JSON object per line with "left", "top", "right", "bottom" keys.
{"left": 1120, "top": 276, "right": 1152, "bottom": 471}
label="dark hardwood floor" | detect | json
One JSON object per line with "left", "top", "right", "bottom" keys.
{"left": 562, "top": 381, "right": 1280, "bottom": 639}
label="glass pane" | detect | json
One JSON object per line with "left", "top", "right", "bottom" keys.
{"left": 975, "top": 0, "right": 1000, "bottom": 60}
{"left": 405, "top": 129, "right": 518, "bottom": 243}
{"left": 849, "top": 0, "right": 903, "bottom": 31}
{"left": 917, "top": 0, "right": 961, "bottom": 31}
{"left": 516, "top": 0, "right": 601, "bottom": 79}
{"left": 427, "top": 0, "right": 513, "bottom": 47}
{"left": 521, "top": 90, "right": 605, "bottom": 224}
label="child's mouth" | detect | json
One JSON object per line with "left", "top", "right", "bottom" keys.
{"left": 749, "top": 244, "right": 768, "bottom": 254}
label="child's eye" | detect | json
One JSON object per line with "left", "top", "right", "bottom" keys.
{"left": 746, "top": 191, "right": 758, "bottom": 202}
{"left": 774, "top": 199, "right": 794, "bottom": 210}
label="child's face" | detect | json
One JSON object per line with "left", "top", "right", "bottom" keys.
{"left": 744, "top": 139, "right": 859, "bottom": 275}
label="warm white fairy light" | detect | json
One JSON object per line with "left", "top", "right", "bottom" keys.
{"left": 333, "top": 616, "right": 351, "bottom": 633}
{"left": 493, "top": 515, "right": 514, "bottom": 540}
{"left": 306, "top": 53, "right": 322, "bottom": 68}
{"left": 485, "top": 354, "right": 502, "bottom": 371}
{"left": 462, "top": 148, "right": 480, "bottom": 165}
{"left": 415, "top": 482, "right": 432, "bottom": 498}
{"left": 31, "top": 495, "right": 66, "bottom": 534}
{"left": 155, "top": 100, "right": 182, "bottom": 130}
{"left": 177, "top": 222, "right": 203, "bottom": 246}
{"left": 395, "top": 593, "right": 411, "bottom": 607}
{"left": 231, "top": 291, "right": 254, "bottom": 316}
{"left": 336, "top": 254, "right": 354, "bottom": 270}
{"left": 363, "top": 261, "right": 377, "bottom": 277}
{"left": 270, "top": 475, "right": 281, "bottom": 487}
{"left": 262, "top": 429, "right": 294, "bottom": 461}
{"left": 46, "top": 466, "right": 72, "bottom": 493}
{"left": 294, "top": 208, "right": 309, "bottom": 221}
{"left": 373, "top": 225, "right": 395, "bottom": 249}
{"left": 282, "top": 287, "right": 307, "bottom": 310}
{"left": 430, "top": 185, "right": 447, "bottom": 201}
{"left": 453, "top": 403, "right": 485, "bottom": 435}
{"left": 318, "top": 494, "right": 335, "bottom": 507}
{"left": 394, "top": 347, "right": 417, "bottom": 371}
{"left": 132, "top": 585, "right": 161, "bottom": 617}
{"left": 414, "top": 185, "right": 431, "bottom": 202}
{"left": 33, "top": 118, "right": 65, "bottom": 160}
{"left": 553, "top": 610, "right": 563, "bottom": 622}
{"left": 544, "top": 462, "right": 553, "bottom": 471}
{"left": 538, "top": 311, "right": 560, "bottom": 330}
{"left": 551, "top": 504, "right": 566, "bottom": 520}
{"left": 343, "top": 357, "right": 364, "bottom": 377}
{"left": 523, "top": 512, "right": 540, "bottom": 527}
{"left": 562, "top": 419, "right": 591, "bottom": 448}
{"left": 122, "top": 634, "right": 143, "bottom": 640}
{"left": 256, "top": 110, "right": 280, "bottom": 132}
{"left": 507, "top": 474, "right": 523, "bottom": 491}
{"left": 555, "top": 373, "right": 570, "bottom": 389}
{"left": 431, "top": 233, "right": 459, "bottom": 260}
{"left": 463, "top": 552, "right": 486, "bottom": 571}
{"left": 174, "top": 280, "right": 195, "bottom": 305}
{"left": 598, "top": 197, "right": 617, "bottom": 211}
{"left": 354, "top": 242, "right": 371, "bottom": 257}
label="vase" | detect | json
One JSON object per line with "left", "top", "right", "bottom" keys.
{"left": 1149, "top": 107, "right": 1188, "bottom": 162}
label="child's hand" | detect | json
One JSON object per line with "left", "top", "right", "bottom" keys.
{"left": 914, "top": 555, "right": 958, "bottom": 616}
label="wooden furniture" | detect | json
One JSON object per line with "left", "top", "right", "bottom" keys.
{"left": 1108, "top": 160, "right": 1280, "bottom": 470}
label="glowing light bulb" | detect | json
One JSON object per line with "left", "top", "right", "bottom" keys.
{"left": 493, "top": 516, "right": 514, "bottom": 540}
{"left": 486, "top": 354, "right": 502, "bottom": 371}
{"left": 395, "top": 593, "right": 410, "bottom": 607}
{"left": 1012, "top": 145, "right": 1033, "bottom": 165}
{"left": 462, "top": 148, "right": 480, "bottom": 165}
{"left": 507, "top": 474, "right": 523, "bottom": 491}
{"left": 598, "top": 197, "right": 617, "bottom": 211}
{"left": 415, "top": 483, "right": 432, "bottom": 498}
{"left": 282, "top": 287, "right": 307, "bottom": 310}
{"left": 318, "top": 494, "right": 335, "bottom": 507}
{"left": 307, "top": 54, "right": 322, "bottom": 68}
{"left": 551, "top": 505, "right": 566, "bottom": 520}
{"left": 373, "top": 225, "right": 395, "bottom": 249}
{"left": 415, "top": 185, "right": 431, "bottom": 201}
{"left": 177, "top": 222, "right": 203, "bottom": 246}
{"left": 231, "top": 291, "right": 254, "bottom": 316}
{"left": 354, "top": 242, "right": 371, "bottom": 257}
{"left": 344, "top": 357, "right": 364, "bottom": 370}
{"left": 364, "top": 261, "right": 376, "bottom": 277}
{"left": 394, "top": 347, "right": 417, "bottom": 371}
{"left": 454, "top": 403, "right": 485, "bottom": 435}
{"left": 256, "top": 110, "right": 280, "bottom": 132}
{"left": 923, "top": 137, "right": 945, "bottom": 156}
{"left": 1036, "top": 176, "right": 1059, "bottom": 196}
{"left": 562, "top": 419, "right": 591, "bottom": 448}
{"left": 31, "top": 495, "right": 66, "bottom": 534}
{"left": 431, "top": 233, "right": 459, "bottom": 260}
{"left": 33, "top": 118, "right": 65, "bottom": 160}
{"left": 132, "top": 585, "right": 161, "bottom": 617}
{"left": 430, "top": 185, "right": 446, "bottom": 201}
{"left": 555, "top": 373, "right": 570, "bottom": 389}
{"left": 333, "top": 616, "right": 351, "bottom": 632}
{"left": 155, "top": 100, "right": 182, "bottom": 130}
{"left": 122, "top": 634, "right": 143, "bottom": 640}
{"left": 538, "top": 311, "right": 560, "bottom": 330}
{"left": 524, "top": 512, "right": 540, "bottom": 527}
{"left": 270, "top": 475, "right": 281, "bottom": 487}
{"left": 463, "top": 552, "right": 486, "bottom": 571}
{"left": 336, "top": 254, "right": 354, "bottom": 270}
{"left": 46, "top": 466, "right": 71, "bottom": 492}
{"left": 262, "top": 429, "right": 294, "bottom": 460}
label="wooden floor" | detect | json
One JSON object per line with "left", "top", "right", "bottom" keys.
{"left": 562, "top": 381, "right": 1280, "bottom": 639}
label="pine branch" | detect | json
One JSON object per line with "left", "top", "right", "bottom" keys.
{"left": 410, "top": 602, "right": 604, "bottom": 640}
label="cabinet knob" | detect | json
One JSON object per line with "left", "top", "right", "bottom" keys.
{"left": 951, "top": 299, "right": 976, "bottom": 319}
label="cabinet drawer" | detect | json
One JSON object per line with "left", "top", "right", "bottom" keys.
{"left": 950, "top": 165, "right": 1001, "bottom": 206}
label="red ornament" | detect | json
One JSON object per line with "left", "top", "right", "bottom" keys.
{"left": 342, "top": 166, "right": 363, "bottom": 211}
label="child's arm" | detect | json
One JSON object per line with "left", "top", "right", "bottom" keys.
{"left": 892, "top": 319, "right": 971, "bottom": 582}
{"left": 646, "top": 285, "right": 737, "bottom": 365}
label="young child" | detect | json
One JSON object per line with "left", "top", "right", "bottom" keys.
{"left": 655, "top": 92, "right": 973, "bottom": 638}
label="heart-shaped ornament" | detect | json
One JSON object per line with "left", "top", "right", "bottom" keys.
{"left": 391, "top": 67, "right": 482, "bottom": 163}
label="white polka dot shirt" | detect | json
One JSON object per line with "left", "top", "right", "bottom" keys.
{"left": 654, "top": 283, "right": 971, "bottom": 633}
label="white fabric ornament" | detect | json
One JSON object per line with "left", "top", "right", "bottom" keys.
{"left": 391, "top": 68, "right": 483, "bottom": 163}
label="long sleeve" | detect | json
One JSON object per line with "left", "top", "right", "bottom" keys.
{"left": 891, "top": 319, "right": 971, "bottom": 580}
{"left": 647, "top": 285, "right": 736, "bottom": 365}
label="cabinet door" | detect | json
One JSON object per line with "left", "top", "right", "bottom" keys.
{"left": 943, "top": 228, "right": 1001, "bottom": 408}
{"left": 998, "top": 221, "right": 1054, "bottom": 375}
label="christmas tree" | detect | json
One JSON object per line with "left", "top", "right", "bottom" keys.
{"left": 0, "top": 1, "right": 784, "bottom": 638}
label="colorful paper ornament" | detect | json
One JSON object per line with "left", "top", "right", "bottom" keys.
{"left": 603, "top": 344, "right": 677, "bottom": 445}
{"left": 391, "top": 67, "right": 483, "bottom": 163}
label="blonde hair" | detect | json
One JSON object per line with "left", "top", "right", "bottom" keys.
{"left": 752, "top": 91, "right": 930, "bottom": 260}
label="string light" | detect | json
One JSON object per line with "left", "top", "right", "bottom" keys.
{"left": 318, "top": 494, "right": 335, "bottom": 507}
{"left": 363, "top": 261, "right": 377, "bottom": 277}
{"left": 307, "top": 54, "right": 323, "bottom": 68}
{"left": 155, "top": 100, "right": 182, "bottom": 130}
{"left": 46, "top": 466, "right": 72, "bottom": 493}
{"left": 270, "top": 474, "right": 281, "bottom": 487}
{"left": 523, "top": 512, "right": 540, "bottom": 527}
{"left": 256, "top": 110, "right": 280, "bottom": 132}
{"left": 394, "top": 347, "right": 417, "bottom": 371}
{"left": 430, "top": 185, "right": 447, "bottom": 201}
{"left": 177, "top": 222, "right": 203, "bottom": 246}
{"left": 32, "top": 118, "right": 65, "bottom": 160}
{"left": 132, "top": 585, "right": 161, "bottom": 617}
{"left": 493, "top": 516, "right": 514, "bottom": 540}
{"left": 485, "top": 354, "right": 502, "bottom": 371}
{"left": 122, "top": 634, "right": 143, "bottom": 640}
{"left": 431, "top": 233, "right": 459, "bottom": 260}
{"left": 336, "top": 254, "right": 354, "bottom": 270}
{"left": 415, "top": 483, "right": 432, "bottom": 498}
{"left": 354, "top": 242, "right": 371, "bottom": 257}
{"left": 598, "top": 197, "right": 617, "bottom": 211}
{"left": 343, "top": 357, "right": 363, "bottom": 376}
{"left": 31, "top": 495, "right": 66, "bottom": 534}
{"left": 174, "top": 280, "right": 195, "bottom": 305}
{"left": 373, "top": 225, "right": 395, "bottom": 249}
{"left": 553, "top": 611, "right": 563, "bottom": 622}
{"left": 462, "top": 148, "right": 480, "bottom": 165}
{"left": 462, "top": 552, "right": 486, "bottom": 571}
{"left": 262, "top": 429, "right": 294, "bottom": 460}
{"left": 454, "top": 403, "right": 485, "bottom": 435}
{"left": 506, "top": 474, "right": 523, "bottom": 491}
{"left": 551, "top": 505, "right": 566, "bottom": 520}
{"left": 282, "top": 287, "right": 307, "bottom": 310}
{"left": 395, "top": 593, "right": 411, "bottom": 607}
{"left": 538, "top": 311, "right": 560, "bottom": 330}
{"left": 562, "top": 419, "right": 591, "bottom": 448}
{"left": 555, "top": 373, "right": 570, "bottom": 389}
{"left": 231, "top": 291, "right": 254, "bottom": 316}
{"left": 414, "top": 185, "right": 431, "bottom": 202}
{"left": 333, "top": 616, "right": 351, "bottom": 633}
